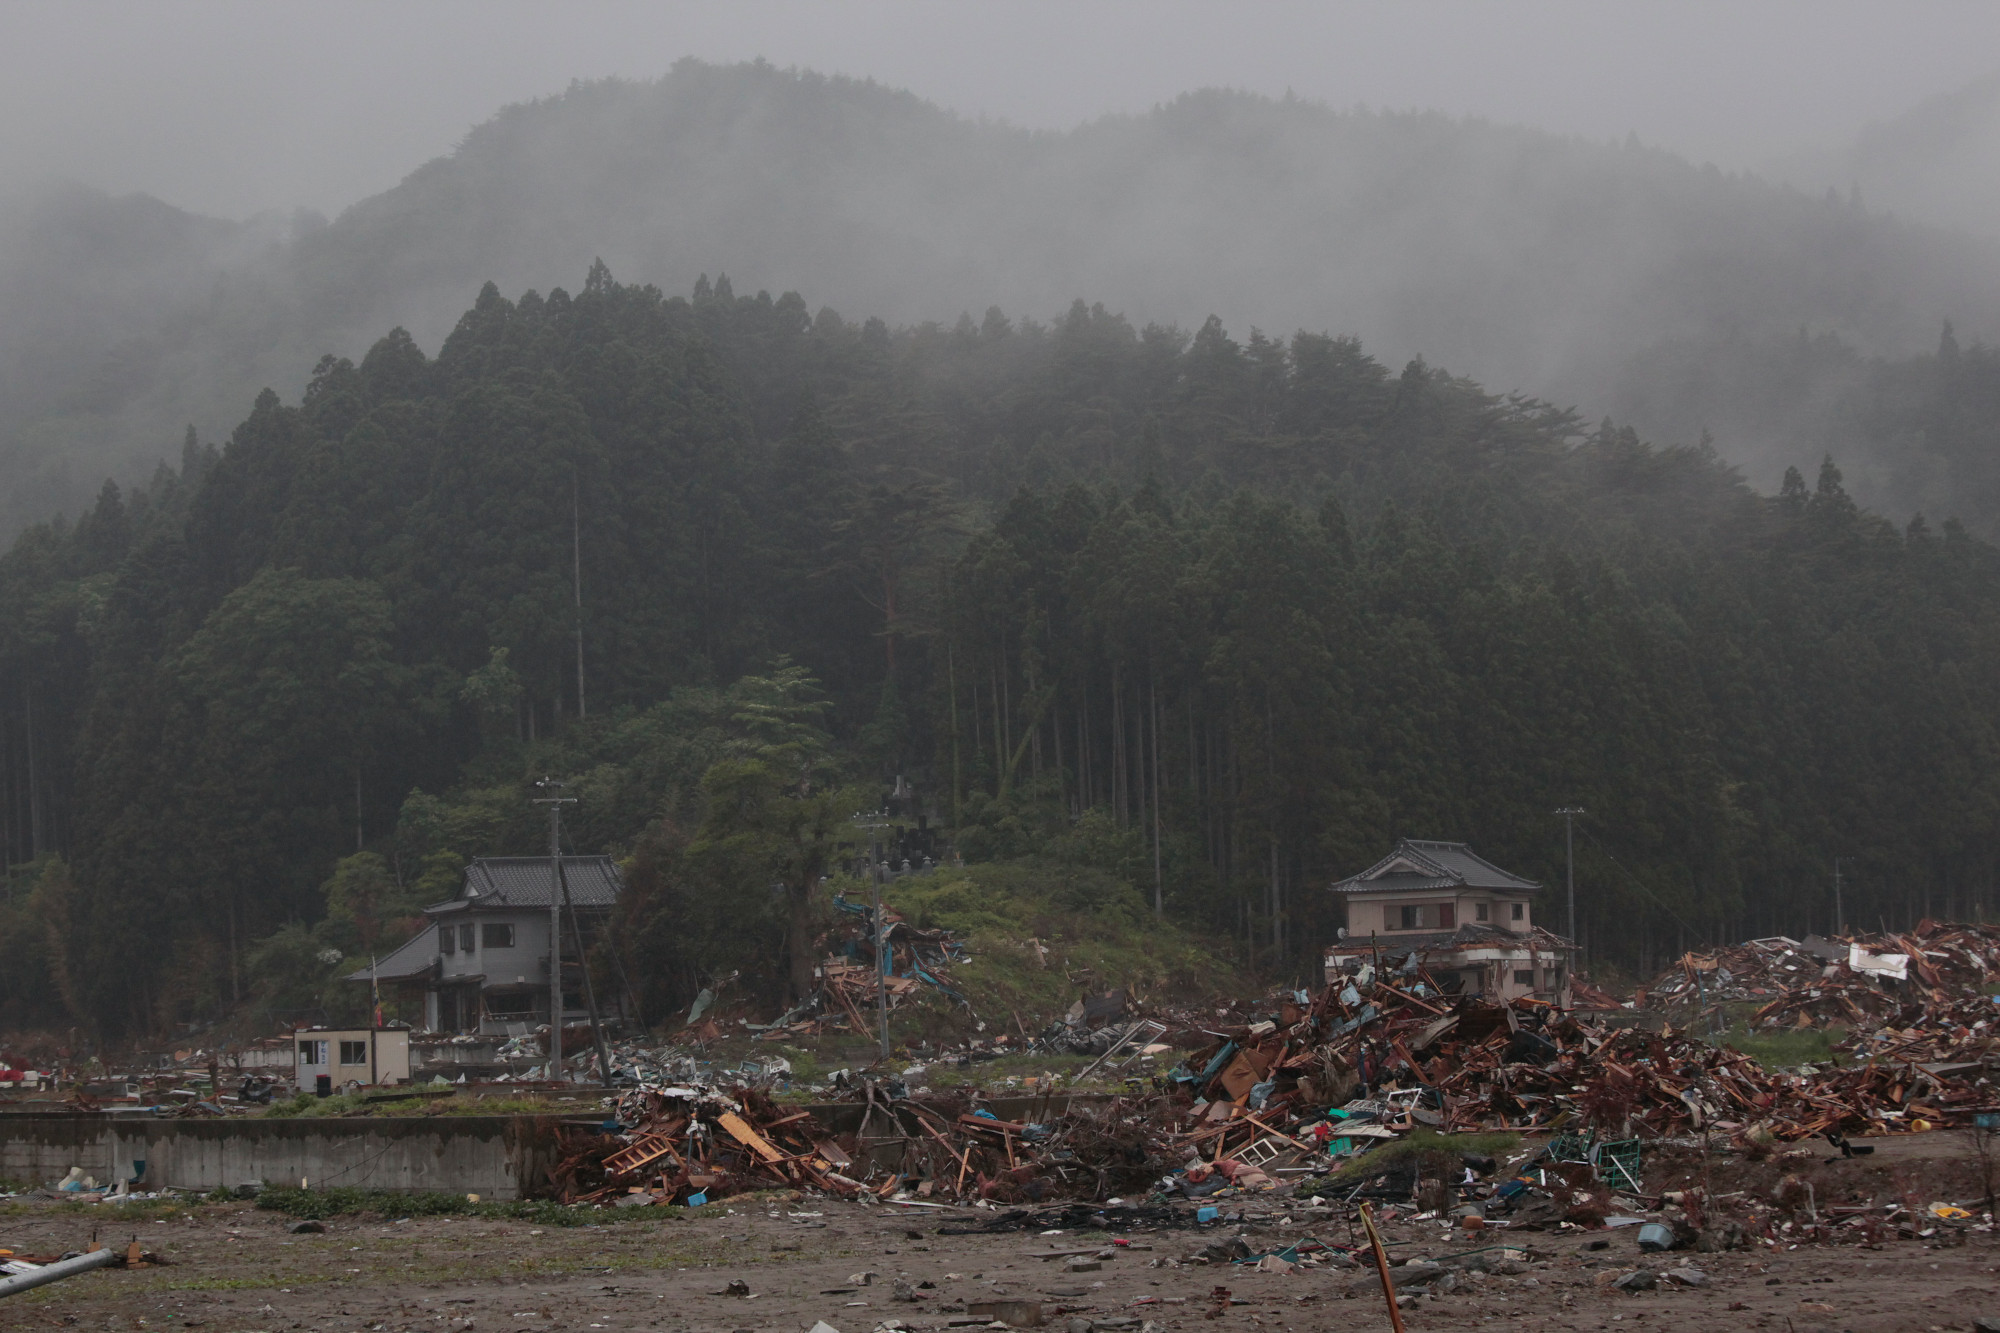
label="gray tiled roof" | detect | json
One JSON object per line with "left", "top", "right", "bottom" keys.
{"left": 426, "top": 852, "right": 628, "bottom": 912}
{"left": 1331, "top": 839, "right": 1541, "bottom": 895}
{"left": 447, "top": 856, "right": 622, "bottom": 909}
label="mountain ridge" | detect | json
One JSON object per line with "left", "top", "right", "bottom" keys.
{"left": 4, "top": 59, "right": 1999, "bottom": 535}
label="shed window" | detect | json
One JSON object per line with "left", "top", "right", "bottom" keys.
{"left": 482, "top": 923, "right": 515, "bottom": 949}
{"left": 298, "top": 1040, "right": 327, "bottom": 1066}
{"left": 338, "top": 1040, "right": 368, "bottom": 1066}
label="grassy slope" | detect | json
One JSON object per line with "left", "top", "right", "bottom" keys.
{"left": 879, "top": 861, "right": 1235, "bottom": 1037}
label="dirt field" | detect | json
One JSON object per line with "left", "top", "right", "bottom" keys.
{"left": 0, "top": 1137, "right": 1996, "bottom": 1333}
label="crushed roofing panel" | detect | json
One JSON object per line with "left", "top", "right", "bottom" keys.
{"left": 343, "top": 924, "right": 438, "bottom": 983}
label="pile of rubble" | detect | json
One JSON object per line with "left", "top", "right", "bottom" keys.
{"left": 544, "top": 921, "right": 2000, "bottom": 1221}
{"left": 665, "top": 897, "right": 970, "bottom": 1046}
{"left": 1644, "top": 919, "right": 2000, "bottom": 1030}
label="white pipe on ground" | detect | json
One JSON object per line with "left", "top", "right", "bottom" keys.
{"left": 0, "top": 1247, "right": 121, "bottom": 1298}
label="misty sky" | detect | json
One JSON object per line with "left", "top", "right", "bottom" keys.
{"left": 5, "top": 0, "right": 1998, "bottom": 221}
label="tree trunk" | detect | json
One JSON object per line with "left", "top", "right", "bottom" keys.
{"left": 1109, "top": 666, "right": 1122, "bottom": 823}
{"left": 1267, "top": 696, "right": 1281, "bottom": 964}
{"left": 1151, "top": 673, "right": 1163, "bottom": 917}
{"left": 786, "top": 881, "right": 817, "bottom": 1003}
{"left": 24, "top": 684, "right": 40, "bottom": 861}
{"left": 948, "top": 642, "right": 962, "bottom": 828}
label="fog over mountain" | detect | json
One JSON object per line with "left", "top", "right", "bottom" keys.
{"left": 4, "top": 59, "right": 2000, "bottom": 534}
{"left": 1777, "top": 73, "right": 2000, "bottom": 244}
{"left": 13, "top": 19, "right": 2000, "bottom": 1032}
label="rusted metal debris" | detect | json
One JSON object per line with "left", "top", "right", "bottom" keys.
{"left": 557, "top": 921, "right": 2000, "bottom": 1208}
{"left": 1643, "top": 919, "right": 2000, "bottom": 1028}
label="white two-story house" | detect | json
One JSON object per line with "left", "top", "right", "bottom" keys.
{"left": 347, "top": 856, "right": 623, "bottom": 1034}
{"left": 1324, "top": 838, "right": 1573, "bottom": 1004}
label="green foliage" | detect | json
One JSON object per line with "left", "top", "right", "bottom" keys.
{"left": 321, "top": 852, "right": 424, "bottom": 954}
{"left": 885, "top": 862, "right": 1228, "bottom": 1020}
{"left": 261, "top": 1091, "right": 555, "bottom": 1118}
{"left": 242, "top": 924, "right": 361, "bottom": 1026}
{"left": 1320, "top": 1130, "right": 1523, "bottom": 1186}
{"left": 6, "top": 262, "right": 2000, "bottom": 1033}
{"left": 6, "top": 62, "right": 1997, "bottom": 550}
{"left": 254, "top": 1186, "right": 649, "bottom": 1225}
{"left": 1721, "top": 1024, "right": 1846, "bottom": 1069}
{"left": 0, "top": 857, "right": 76, "bottom": 1026}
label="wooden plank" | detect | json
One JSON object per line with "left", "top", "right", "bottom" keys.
{"left": 717, "top": 1111, "right": 785, "bottom": 1164}
{"left": 1235, "top": 1109, "right": 1319, "bottom": 1152}
{"left": 603, "top": 1132, "right": 678, "bottom": 1176}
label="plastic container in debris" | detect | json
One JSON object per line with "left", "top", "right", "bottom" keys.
{"left": 685, "top": 1191, "right": 707, "bottom": 1207}
{"left": 1636, "top": 1223, "right": 1676, "bottom": 1252}
{"left": 1196, "top": 1206, "right": 1219, "bottom": 1224}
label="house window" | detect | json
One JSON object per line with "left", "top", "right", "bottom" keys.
{"left": 1475, "top": 902, "right": 1489, "bottom": 921}
{"left": 459, "top": 924, "right": 475, "bottom": 952}
{"left": 482, "top": 923, "right": 515, "bottom": 949}
{"left": 1398, "top": 904, "right": 1422, "bottom": 929}
{"left": 1511, "top": 903, "right": 1524, "bottom": 921}
{"left": 298, "top": 1040, "right": 328, "bottom": 1066}
{"left": 1548, "top": 968, "right": 1564, "bottom": 989}
{"left": 1397, "top": 904, "right": 1451, "bottom": 929}
{"left": 440, "top": 927, "right": 455, "bottom": 955}
{"left": 1438, "top": 904, "right": 1455, "bottom": 929}
{"left": 338, "top": 1040, "right": 369, "bottom": 1066}
{"left": 1513, "top": 970, "right": 1536, "bottom": 987}
{"left": 486, "top": 991, "right": 536, "bottom": 1018}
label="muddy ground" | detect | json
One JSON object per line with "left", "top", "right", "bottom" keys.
{"left": 0, "top": 1136, "right": 1995, "bottom": 1333}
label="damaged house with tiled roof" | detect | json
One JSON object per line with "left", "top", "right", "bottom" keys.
{"left": 1324, "top": 839, "right": 1574, "bottom": 1005}
{"left": 345, "top": 856, "right": 625, "bottom": 1034}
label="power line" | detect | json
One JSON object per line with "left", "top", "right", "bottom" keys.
{"left": 1577, "top": 825, "right": 1704, "bottom": 942}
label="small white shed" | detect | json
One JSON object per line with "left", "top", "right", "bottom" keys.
{"left": 293, "top": 1027, "right": 411, "bottom": 1093}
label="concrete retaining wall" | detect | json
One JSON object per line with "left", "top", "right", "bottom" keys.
{"left": 0, "top": 1095, "right": 1118, "bottom": 1198}
{"left": 0, "top": 1115, "right": 562, "bottom": 1199}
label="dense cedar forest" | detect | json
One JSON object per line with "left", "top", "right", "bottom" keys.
{"left": 8, "top": 60, "right": 2000, "bottom": 540}
{"left": 4, "top": 269, "right": 2000, "bottom": 1036}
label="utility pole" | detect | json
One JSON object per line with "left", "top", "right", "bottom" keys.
{"left": 1833, "top": 856, "right": 1848, "bottom": 935}
{"left": 533, "top": 778, "right": 576, "bottom": 1082}
{"left": 571, "top": 469, "right": 586, "bottom": 720}
{"left": 1556, "top": 807, "right": 1584, "bottom": 980}
{"left": 555, "top": 854, "right": 615, "bottom": 1088}
{"left": 852, "top": 807, "right": 893, "bottom": 1064}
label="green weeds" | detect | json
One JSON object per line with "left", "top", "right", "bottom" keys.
{"left": 255, "top": 1186, "right": 670, "bottom": 1226}
{"left": 1721, "top": 1024, "right": 1845, "bottom": 1068}
{"left": 1321, "top": 1129, "right": 1521, "bottom": 1185}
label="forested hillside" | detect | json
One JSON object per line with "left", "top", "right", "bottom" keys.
{"left": 6, "top": 60, "right": 2000, "bottom": 538}
{"left": 2, "top": 268, "right": 1997, "bottom": 1036}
